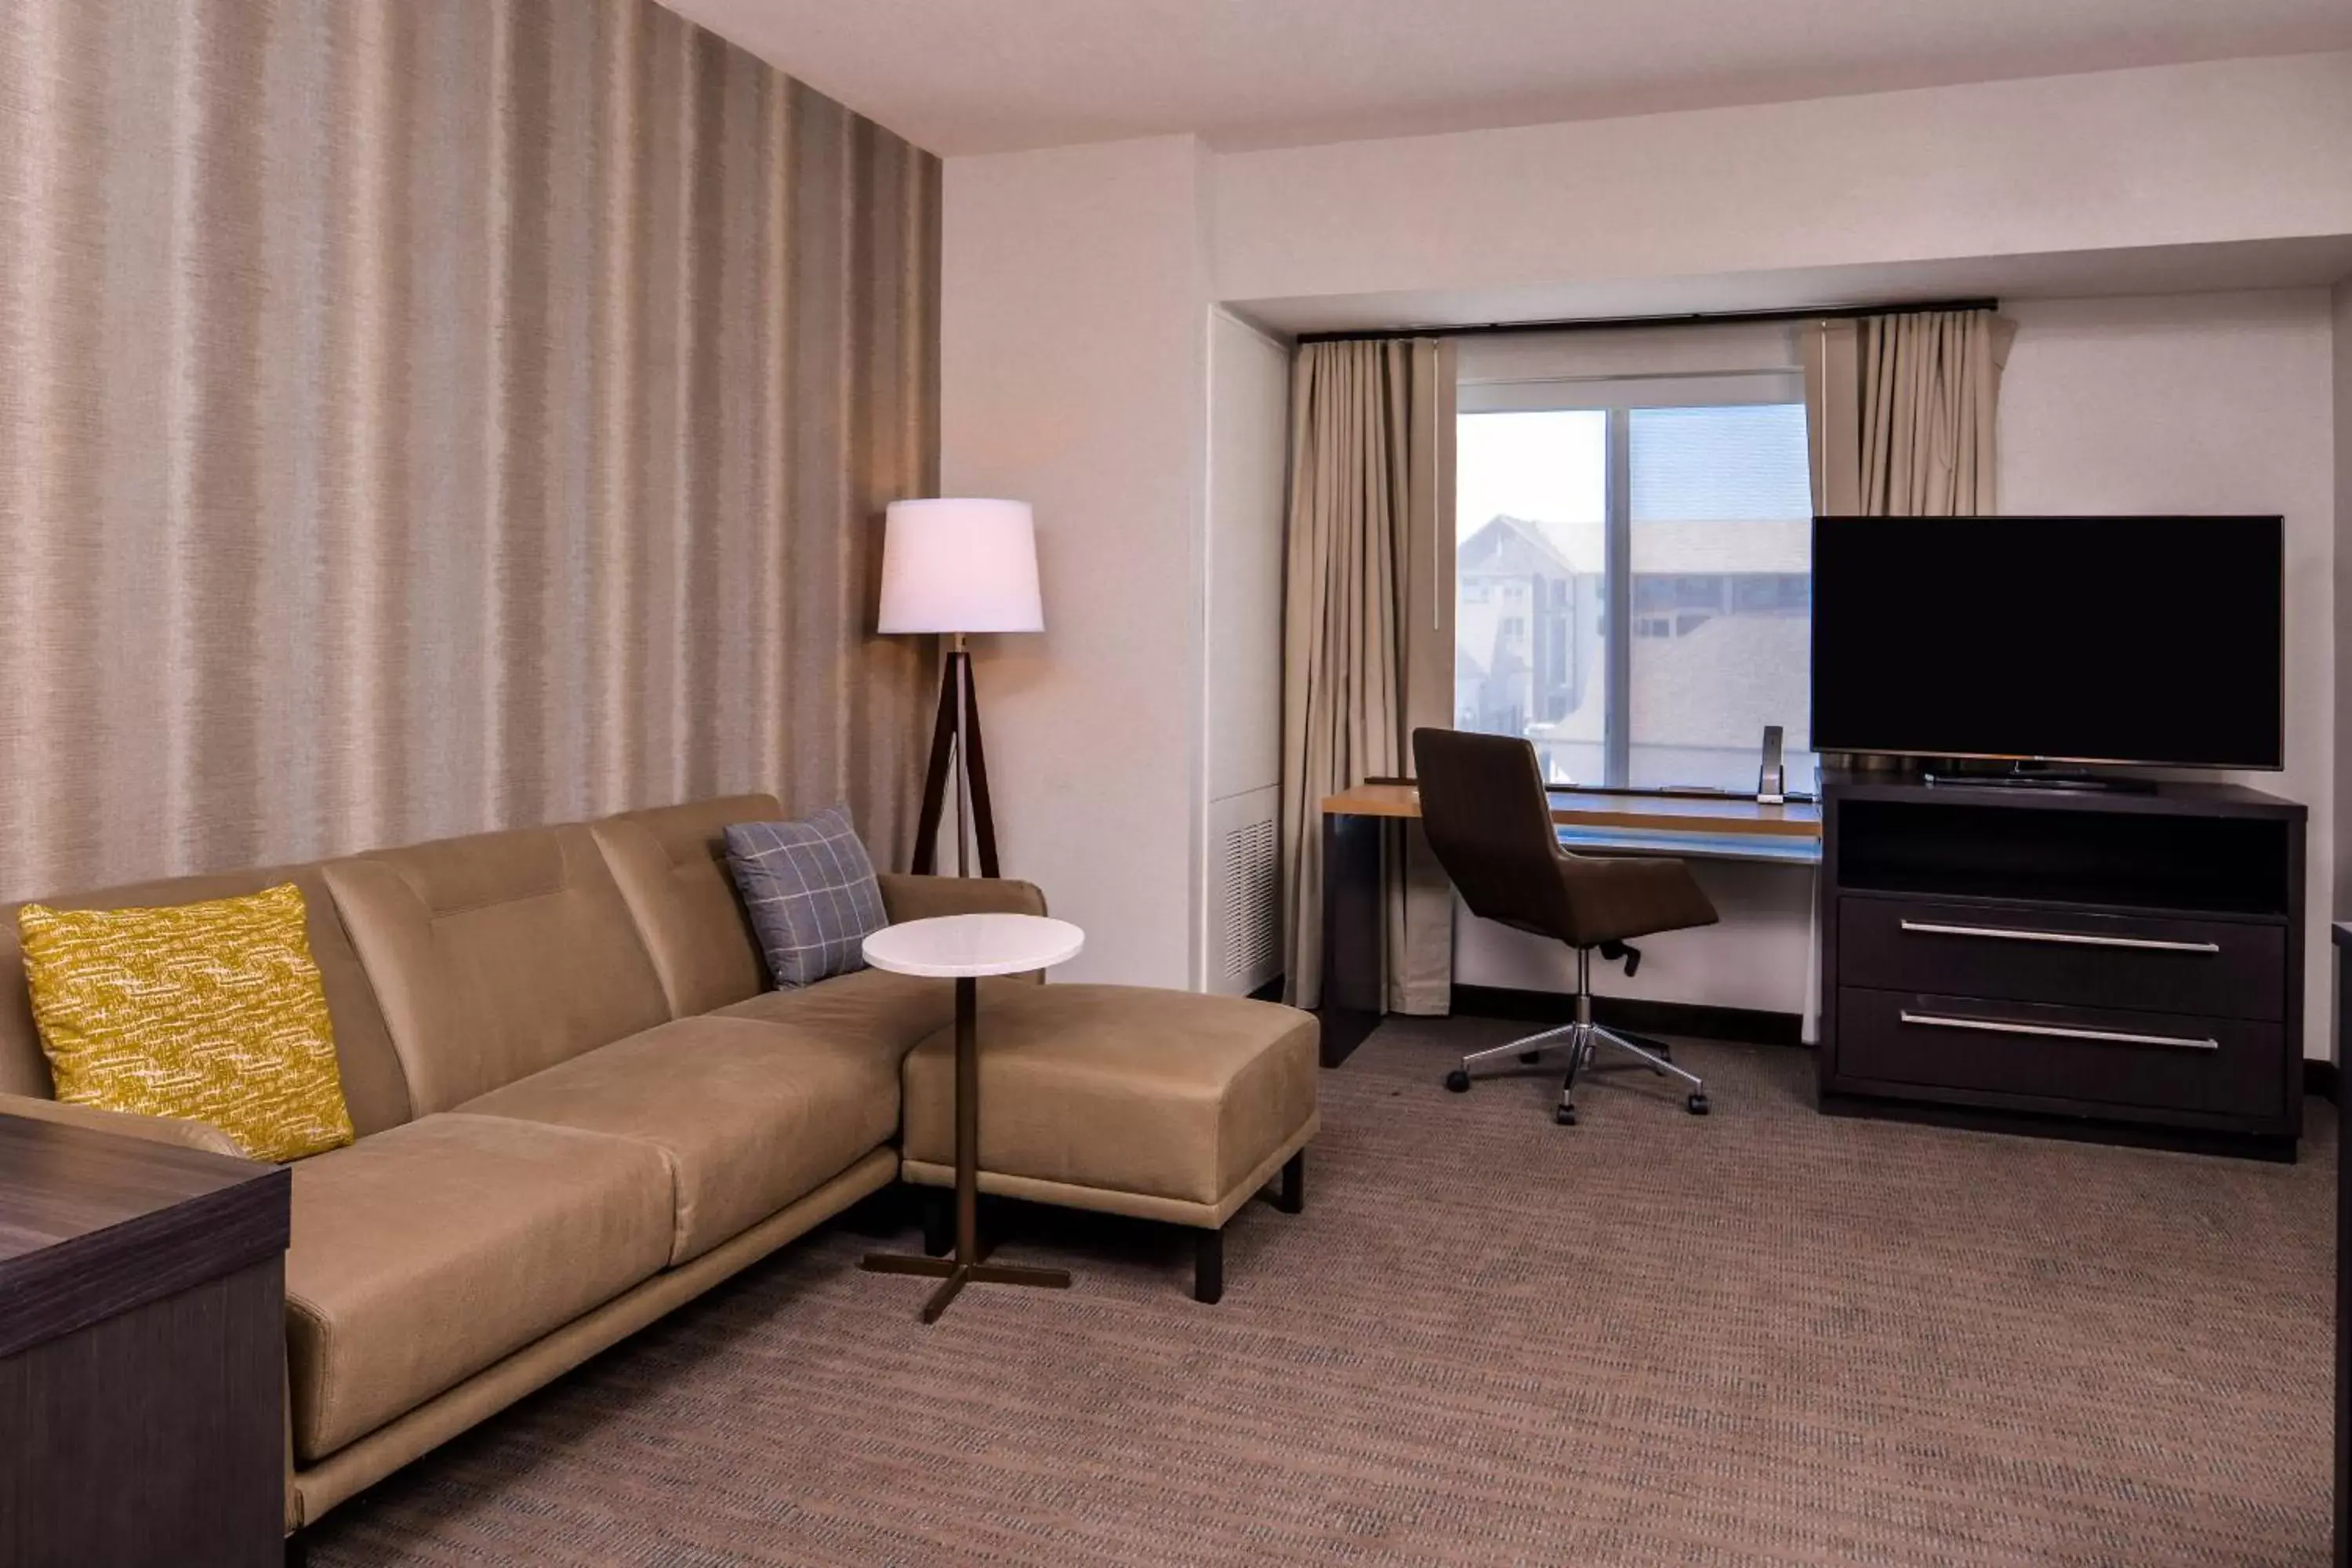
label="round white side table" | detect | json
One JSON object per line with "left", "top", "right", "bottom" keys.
{"left": 858, "top": 913, "right": 1084, "bottom": 1323}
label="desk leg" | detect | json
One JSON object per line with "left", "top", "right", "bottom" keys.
{"left": 1801, "top": 863, "right": 1822, "bottom": 1047}
{"left": 1317, "top": 811, "right": 1384, "bottom": 1068}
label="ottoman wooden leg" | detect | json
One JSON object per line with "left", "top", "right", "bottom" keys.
{"left": 840, "top": 1188, "right": 905, "bottom": 1239}
{"left": 921, "top": 1188, "right": 953, "bottom": 1258}
{"left": 1194, "top": 1227, "right": 1224, "bottom": 1305}
{"left": 1276, "top": 1150, "right": 1305, "bottom": 1215}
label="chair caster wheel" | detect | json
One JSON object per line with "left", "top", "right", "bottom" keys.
{"left": 1444, "top": 1069, "right": 1472, "bottom": 1093}
{"left": 1554, "top": 1105, "right": 1577, "bottom": 1126}
{"left": 1686, "top": 1092, "right": 1710, "bottom": 1116}
{"left": 1519, "top": 1050, "right": 1541, "bottom": 1064}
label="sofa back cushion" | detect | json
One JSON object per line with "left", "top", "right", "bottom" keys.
{"left": 322, "top": 824, "right": 670, "bottom": 1113}
{"left": 590, "top": 794, "right": 780, "bottom": 1018}
{"left": 0, "top": 864, "right": 412, "bottom": 1138}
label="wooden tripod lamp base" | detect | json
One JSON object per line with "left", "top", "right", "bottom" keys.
{"left": 879, "top": 499, "right": 1043, "bottom": 880}
{"left": 910, "top": 640, "right": 1000, "bottom": 877}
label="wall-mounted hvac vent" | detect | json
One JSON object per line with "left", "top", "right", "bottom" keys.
{"left": 1217, "top": 811, "right": 1280, "bottom": 993}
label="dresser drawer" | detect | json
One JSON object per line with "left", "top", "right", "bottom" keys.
{"left": 1837, "top": 897, "right": 2285, "bottom": 1022}
{"left": 1833, "top": 986, "right": 2285, "bottom": 1120}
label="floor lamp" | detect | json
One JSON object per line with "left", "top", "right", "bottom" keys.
{"left": 879, "top": 499, "right": 1044, "bottom": 877}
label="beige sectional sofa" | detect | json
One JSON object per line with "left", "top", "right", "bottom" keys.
{"left": 0, "top": 793, "right": 1077, "bottom": 1536}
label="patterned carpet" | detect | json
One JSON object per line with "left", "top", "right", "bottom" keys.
{"left": 307, "top": 1018, "right": 2336, "bottom": 1567}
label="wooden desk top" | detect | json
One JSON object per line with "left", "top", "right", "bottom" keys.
{"left": 1321, "top": 782, "right": 1823, "bottom": 840}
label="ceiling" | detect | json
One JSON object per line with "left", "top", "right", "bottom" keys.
{"left": 655, "top": 0, "right": 2352, "bottom": 157}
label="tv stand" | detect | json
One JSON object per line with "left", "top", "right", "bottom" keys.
{"left": 1818, "top": 775, "right": 2306, "bottom": 1156}
{"left": 1919, "top": 764, "right": 2154, "bottom": 794}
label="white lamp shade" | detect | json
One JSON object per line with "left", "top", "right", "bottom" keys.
{"left": 877, "top": 498, "right": 1044, "bottom": 634}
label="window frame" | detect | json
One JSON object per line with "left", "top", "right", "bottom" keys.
{"left": 1457, "top": 368, "right": 1807, "bottom": 790}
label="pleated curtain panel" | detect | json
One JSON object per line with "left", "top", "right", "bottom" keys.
{"left": 1279, "top": 339, "right": 1457, "bottom": 1015}
{"left": 1802, "top": 308, "right": 2017, "bottom": 516}
{"left": 0, "top": 0, "right": 940, "bottom": 902}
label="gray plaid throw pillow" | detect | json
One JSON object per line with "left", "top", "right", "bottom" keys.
{"left": 724, "top": 806, "right": 888, "bottom": 989}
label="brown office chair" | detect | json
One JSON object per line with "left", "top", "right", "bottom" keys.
{"left": 1412, "top": 727, "right": 1719, "bottom": 1124}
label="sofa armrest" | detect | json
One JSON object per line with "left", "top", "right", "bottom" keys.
{"left": 877, "top": 873, "right": 1048, "bottom": 924}
{"left": 0, "top": 1091, "right": 247, "bottom": 1160}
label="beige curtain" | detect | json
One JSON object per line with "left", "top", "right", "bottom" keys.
{"left": 1803, "top": 309, "right": 2016, "bottom": 515}
{"left": 1279, "top": 339, "right": 1456, "bottom": 1014}
{"left": 0, "top": 0, "right": 940, "bottom": 902}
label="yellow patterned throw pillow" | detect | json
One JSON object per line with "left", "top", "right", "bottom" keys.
{"left": 18, "top": 883, "right": 356, "bottom": 1163}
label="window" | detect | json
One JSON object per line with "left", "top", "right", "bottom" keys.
{"left": 1456, "top": 374, "right": 1813, "bottom": 793}
{"left": 1455, "top": 408, "right": 1608, "bottom": 786}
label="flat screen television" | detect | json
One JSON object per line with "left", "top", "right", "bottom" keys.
{"left": 1809, "top": 514, "right": 2283, "bottom": 771}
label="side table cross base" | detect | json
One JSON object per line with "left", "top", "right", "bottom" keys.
{"left": 860, "top": 1253, "right": 1070, "bottom": 1324}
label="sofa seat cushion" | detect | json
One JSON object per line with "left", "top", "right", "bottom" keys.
{"left": 458, "top": 1014, "right": 899, "bottom": 1266}
{"left": 713, "top": 966, "right": 1034, "bottom": 1057}
{"left": 900, "top": 985, "right": 1320, "bottom": 1223}
{"left": 285, "top": 1113, "right": 673, "bottom": 1463}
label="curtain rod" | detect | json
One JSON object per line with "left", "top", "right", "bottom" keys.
{"left": 1294, "top": 296, "right": 2000, "bottom": 345}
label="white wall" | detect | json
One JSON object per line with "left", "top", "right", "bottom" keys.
{"left": 1203, "top": 312, "right": 1290, "bottom": 809}
{"left": 1199, "top": 310, "right": 1290, "bottom": 993}
{"left": 940, "top": 136, "right": 1213, "bottom": 987}
{"left": 2002, "top": 290, "right": 2339, "bottom": 1056}
{"left": 1216, "top": 53, "right": 2352, "bottom": 316}
{"left": 1456, "top": 860, "right": 1817, "bottom": 1015}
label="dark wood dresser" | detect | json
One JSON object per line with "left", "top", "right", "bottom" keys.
{"left": 1817, "top": 777, "right": 2306, "bottom": 1156}
{"left": 2334, "top": 923, "right": 2349, "bottom": 1568}
{"left": 0, "top": 1115, "right": 290, "bottom": 1567}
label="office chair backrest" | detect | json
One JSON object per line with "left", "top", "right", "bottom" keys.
{"left": 1410, "top": 728, "right": 1570, "bottom": 938}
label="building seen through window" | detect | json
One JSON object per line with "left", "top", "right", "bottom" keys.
{"left": 1455, "top": 399, "right": 1814, "bottom": 793}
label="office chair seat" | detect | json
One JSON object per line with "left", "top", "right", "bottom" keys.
{"left": 1551, "top": 855, "right": 1720, "bottom": 949}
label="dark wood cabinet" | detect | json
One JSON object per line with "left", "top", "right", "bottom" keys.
{"left": 2334, "top": 924, "right": 2349, "bottom": 1568}
{"left": 1817, "top": 778, "right": 2305, "bottom": 1156}
{"left": 0, "top": 1116, "right": 290, "bottom": 1567}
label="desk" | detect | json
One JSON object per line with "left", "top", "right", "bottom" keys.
{"left": 1318, "top": 784, "right": 1824, "bottom": 1065}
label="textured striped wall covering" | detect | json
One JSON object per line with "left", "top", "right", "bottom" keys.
{"left": 0, "top": 0, "right": 940, "bottom": 902}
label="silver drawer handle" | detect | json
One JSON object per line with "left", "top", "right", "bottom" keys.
{"left": 1898, "top": 919, "right": 2220, "bottom": 954}
{"left": 1898, "top": 1010, "right": 2220, "bottom": 1052}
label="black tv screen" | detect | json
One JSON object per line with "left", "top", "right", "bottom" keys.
{"left": 1810, "top": 515, "right": 2283, "bottom": 770}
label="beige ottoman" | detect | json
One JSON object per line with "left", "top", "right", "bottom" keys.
{"left": 899, "top": 983, "right": 1319, "bottom": 1302}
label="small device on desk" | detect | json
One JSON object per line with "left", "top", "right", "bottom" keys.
{"left": 1757, "top": 725, "right": 1786, "bottom": 805}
